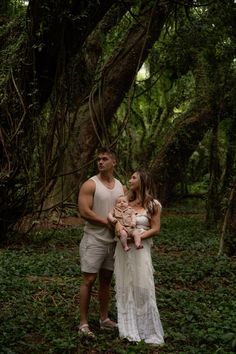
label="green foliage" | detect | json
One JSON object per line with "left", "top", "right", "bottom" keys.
{"left": 114, "top": 0, "right": 236, "bottom": 196}
{"left": 1, "top": 215, "right": 236, "bottom": 353}
{"left": 0, "top": 0, "right": 27, "bottom": 18}
{"left": 0, "top": 18, "right": 27, "bottom": 104}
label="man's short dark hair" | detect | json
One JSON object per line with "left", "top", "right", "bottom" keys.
{"left": 97, "top": 147, "right": 116, "bottom": 159}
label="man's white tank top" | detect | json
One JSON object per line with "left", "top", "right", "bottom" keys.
{"left": 83, "top": 175, "right": 124, "bottom": 243}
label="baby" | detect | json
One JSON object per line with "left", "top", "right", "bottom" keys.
{"left": 108, "top": 195, "right": 143, "bottom": 251}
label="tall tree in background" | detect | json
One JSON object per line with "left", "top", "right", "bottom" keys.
{"left": 0, "top": 0, "right": 175, "bottom": 236}
{"left": 0, "top": 0, "right": 235, "bottom": 255}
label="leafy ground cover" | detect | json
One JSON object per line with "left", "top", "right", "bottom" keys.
{"left": 1, "top": 213, "right": 236, "bottom": 353}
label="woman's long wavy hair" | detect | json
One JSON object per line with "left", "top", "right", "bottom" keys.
{"left": 128, "top": 169, "right": 157, "bottom": 216}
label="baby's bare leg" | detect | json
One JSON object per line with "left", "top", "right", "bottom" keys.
{"left": 119, "top": 229, "right": 131, "bottom": 252}
{"left": 132, "top": 230, "right": 143, "bottom": 249}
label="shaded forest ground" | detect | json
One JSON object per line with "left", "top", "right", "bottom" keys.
{"left": 14, "top": 197, "right": 206, "bottom": 233}
{"left": 1, "top": 205, "right": 236, "bottom": 354}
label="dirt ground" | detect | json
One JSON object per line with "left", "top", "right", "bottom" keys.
{"left": 15, "top": 215, "right": 85, "bottom": 232}
{"left": 16, "top": 209, "right": 204, "bottom": 233}
{"left": 46, "top": 216, "right": 85, "bottom": 228}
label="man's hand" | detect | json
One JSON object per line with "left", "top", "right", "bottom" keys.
{"left": 111, "top": 217, "right": 118, "bottom": 225}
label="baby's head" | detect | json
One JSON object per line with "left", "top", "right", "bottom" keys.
{"left": 116, "top": 195, "right": 129, "bottom": 209}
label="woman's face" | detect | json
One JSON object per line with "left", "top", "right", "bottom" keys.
{"left": 129, "top": 172, "right": 140, "bottom": 192}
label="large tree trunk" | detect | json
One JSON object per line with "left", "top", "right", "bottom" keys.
{"left": 33, "top": 1, "right": 135, "bottom": 210}
{"left": 150, "top": 107, "right": 214, "bottom": 205}
{"left": 218, "top": 180, "right": 236, "bottom": 256}
{"left": 27, "top": 0, "right": 118, "bottom": 106}
{"left": 0, "top": 0, "right": 122, "bottom": 237}
{"left": 206, "top": 114, "right": 221, "bottom": 227}
{"left": 0, "top": 0, "right": 177, "bottom": 235}
{"left": 45, "top": 0, "right": 176, "bottom": 206}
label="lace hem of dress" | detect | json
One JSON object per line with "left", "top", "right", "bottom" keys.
{"left": 116, "top": 286, "right": 164, "bottom": 344}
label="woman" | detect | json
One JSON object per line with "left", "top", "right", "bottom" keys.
{"left": 114, "top": 169, "right": 164, "bottom": 345}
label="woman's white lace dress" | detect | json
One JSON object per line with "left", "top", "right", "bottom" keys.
{"left": 114, "top": 209, "right": 164, "bottom": 345}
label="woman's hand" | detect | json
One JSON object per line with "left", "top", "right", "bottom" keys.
{"left": 138, "top": 231, "right": 146, "bottom": 239}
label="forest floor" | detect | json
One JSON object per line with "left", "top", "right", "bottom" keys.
{"left": 2, "top": 208, "right": 235, "bottom": 354}
{"left": 16, "top": 206, "right": 205, "bottom": 233}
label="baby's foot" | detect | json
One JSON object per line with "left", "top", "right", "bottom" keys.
{"left": 136, "top": 244, "right": 143, "bottom": 250}
{"left": 124, "top": 246, "right": 131, "bottom": 252}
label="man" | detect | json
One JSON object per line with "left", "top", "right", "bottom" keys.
{"left": 78, "top": 148, "right": 124, "bottom": 338}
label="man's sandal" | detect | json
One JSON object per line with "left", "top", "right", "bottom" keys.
{"left": 99, "top": 318, "right": 118, "bottom": 330}
{"left": 78, "top": 324, "right": 95, "bottom": 338}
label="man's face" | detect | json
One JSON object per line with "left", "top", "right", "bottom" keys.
{"left": 97, "top": 153, "right": 116, "bottom": 172}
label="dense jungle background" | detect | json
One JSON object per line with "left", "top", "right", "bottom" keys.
{"left": 1, "top": 0, "right": 235, "bottom": 254}
{"left": 0, "top": 1, "right": 236, "bottom": 353}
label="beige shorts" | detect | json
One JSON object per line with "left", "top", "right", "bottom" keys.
{"left": 79, "top": 235, "right": 116, "bottom": 273}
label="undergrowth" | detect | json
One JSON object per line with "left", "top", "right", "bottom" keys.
{"left": 0, "top": 215, "right": 236, "bottom": 353}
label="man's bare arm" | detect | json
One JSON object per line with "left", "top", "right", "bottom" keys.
{"left": 78, "top": 179, "right": 108, "bottom": 226}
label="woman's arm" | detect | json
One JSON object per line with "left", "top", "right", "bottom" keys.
{"left": 131, "top": 209, "right": 136, "bottom": 228}
{"left": 140, "top": 204, "right": 161, "bottom": 240}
